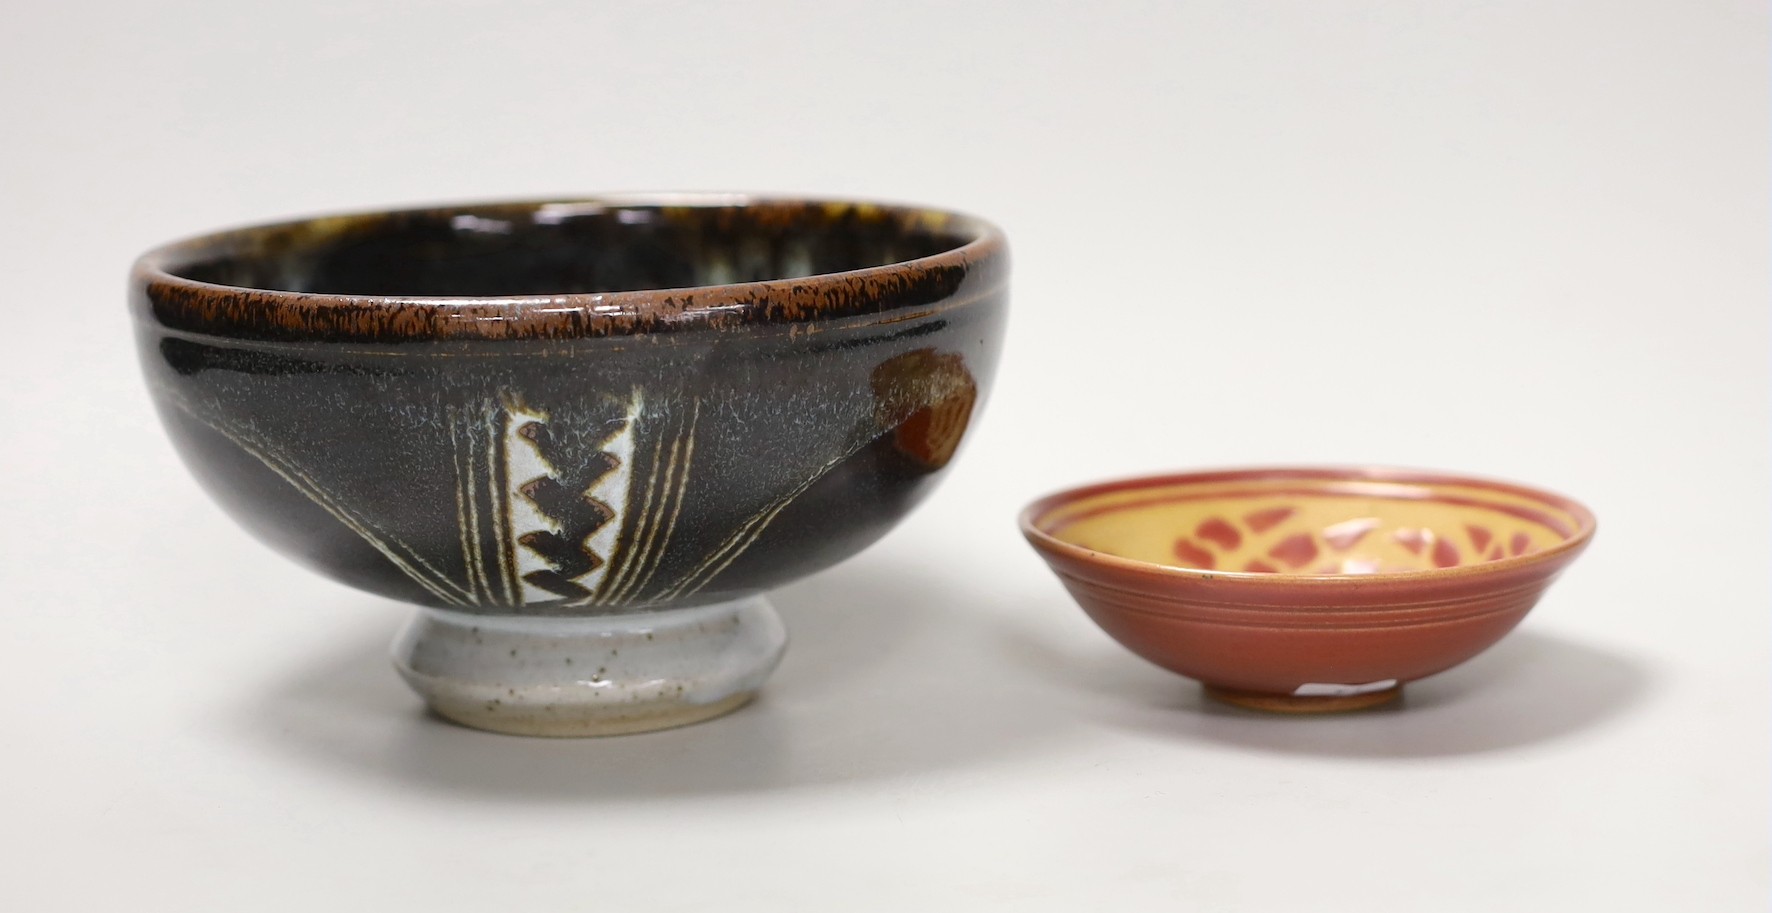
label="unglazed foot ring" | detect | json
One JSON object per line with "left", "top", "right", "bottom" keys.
{"left": 1205, "top": 682, "right": 1403, "bottom": 714}
{"left": 391, "top": 596, "right": 787, "bottom": 736}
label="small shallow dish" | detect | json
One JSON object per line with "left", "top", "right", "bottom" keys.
{"left": 1020, "top": 467, "right": 1596, "bottom": 712}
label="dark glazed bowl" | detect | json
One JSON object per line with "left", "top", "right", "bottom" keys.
{"left": 1021, "top": 468, "right": 1595, "bottom": 713}
{"left": 134, "top": 195, "right": 1008, "bottom": 735}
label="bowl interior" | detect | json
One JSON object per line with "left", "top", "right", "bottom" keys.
{"left": 160, "top": 200, "right": 982, "bottom": 298}
{"left": 1032, "top": 470, "right": 1591, "bottom": 576}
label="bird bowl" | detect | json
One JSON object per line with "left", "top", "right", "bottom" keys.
{"left": 133, "top": 195, "right": 1008, "bottom": 735}
{"left": 1020, "top": 467, "right": 1595, "bottom": 712}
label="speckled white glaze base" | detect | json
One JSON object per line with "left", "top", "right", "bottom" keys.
{"left": 390, "top": 596, "right": 787, "bottom": 736}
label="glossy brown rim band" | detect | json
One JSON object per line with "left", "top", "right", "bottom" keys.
{"left": 132, "top": 195, "right": 1008, "bottom": 344}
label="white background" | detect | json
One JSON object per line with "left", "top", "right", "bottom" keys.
{"left": 1, "top": 1, "right": 1765, "bottom": 909}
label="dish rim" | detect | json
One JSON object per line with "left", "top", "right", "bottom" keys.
{"left": 1019, "top": 465, "right": 1597, "bottom": 588}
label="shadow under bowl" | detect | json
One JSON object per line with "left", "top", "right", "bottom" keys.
{"left": 1020, "top": 467, "right": 1596, "bottom": 713}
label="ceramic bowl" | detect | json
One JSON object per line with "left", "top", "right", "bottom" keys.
{"left": 1020, "top": 467, "right": 1595, "bottom": 712}
{"left": 134, "top": 195, "right": 1008, "bottom": 735}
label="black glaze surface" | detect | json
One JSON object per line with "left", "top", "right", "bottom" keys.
{"left": 134, "top": 197, "right": 1008, "bottom": 615}
{"left": 175, "top": 202, "right": 962, "bottom": 298}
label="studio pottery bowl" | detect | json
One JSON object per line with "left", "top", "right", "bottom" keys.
{"left": 1020, "top": 468, "right": 1595, "bottom": 712}
{"left": 133, "top": 195, "right": 1008, "bottom": 735}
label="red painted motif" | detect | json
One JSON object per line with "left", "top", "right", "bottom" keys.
{"left": 1172, "top": 538, "right": 1216, "bottom": 569}
{"left": 1244, "top": 506, "right": 1295, "bottom": 533}
{"left": 1196, "top": 517, "right": 1242, "bottom": 550}
{"left": 1269, "top": 533, "right": 1321, "bottom": 569}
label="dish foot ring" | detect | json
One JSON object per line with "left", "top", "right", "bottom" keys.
{"left": 1206, "top": 681, "right": 1402, "bottom": 714}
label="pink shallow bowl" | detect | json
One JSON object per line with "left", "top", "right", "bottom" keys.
{"left": 1020, "top": 467, "right": 1597, "bottom": 712}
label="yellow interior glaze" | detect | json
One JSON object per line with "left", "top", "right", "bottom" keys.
{"left": 1038, "top": 476, "right": 1583, "bottom": 575}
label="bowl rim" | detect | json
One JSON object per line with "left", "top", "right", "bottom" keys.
{"left": 1019, "top": 465, "right": 1597, "bottom": 588}
{"left": 130, "top": 193, "right": 1008, "bottom": 343}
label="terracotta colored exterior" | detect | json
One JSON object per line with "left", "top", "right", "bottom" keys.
{"left": 1021, "top": 467, "right": 1596, "bottom": 709}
